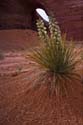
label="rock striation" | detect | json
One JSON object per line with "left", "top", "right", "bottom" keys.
{"left": 0, "top": 0, "right": 82, "bottom": 40}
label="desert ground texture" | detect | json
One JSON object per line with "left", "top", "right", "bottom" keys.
{"left": 0, "top": 30, "right": 83, "bottom": 125}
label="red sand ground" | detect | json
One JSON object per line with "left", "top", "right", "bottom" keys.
{"left": 0, "top": 29, "right": 39, "bottom": 51}
{"left": 0, "top": 30, "right": 83, "bottom": 125}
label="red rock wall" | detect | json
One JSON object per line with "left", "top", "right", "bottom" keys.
{"left": 42, "top": 0, "right": 82, "bottom": 41}
{"left": 0, "top": 0, "right": 82, "bottom": 41}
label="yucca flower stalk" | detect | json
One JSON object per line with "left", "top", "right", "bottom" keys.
{"left": 36, "top": 19, "right": 49, "bottom": 47}
{"left": 28, "top": 17, "right": 81, "bottom": 96}
{"left": 49, "top": 17, "right": 61, "bottom": 43}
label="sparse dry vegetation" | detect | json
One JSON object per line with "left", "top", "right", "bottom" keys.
{"left": 28, "top": 17, "right": 82, "bottom": 96}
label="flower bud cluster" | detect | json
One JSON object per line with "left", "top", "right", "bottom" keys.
{"left": 36, "top": 19, "right": 48, "bottom": 46}
{"left": 49, "top": 17, "right": 61, "bottom": 44}
{"left": 36, "top": 17, "right": 62, "bottom": 47}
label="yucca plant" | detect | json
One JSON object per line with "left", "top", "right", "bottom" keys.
{"left": 28, "top": 17, "right": 81, "bottom": 96}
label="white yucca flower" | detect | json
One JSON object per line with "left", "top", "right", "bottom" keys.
{"left": 49, "top": 17, "right": 61, "bottom": 43}
{"left": 36, "top": 19, "right": 48, "bottom": 46}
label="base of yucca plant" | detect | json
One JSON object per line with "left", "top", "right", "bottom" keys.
{"left": 24, "top": 62, "right": 83, "bottom": 124}
{"left": 0, "top": 49, "right": 83, "bottom": 125}
{"left": 31, "top": 63, "right": 83, "bottom": 122}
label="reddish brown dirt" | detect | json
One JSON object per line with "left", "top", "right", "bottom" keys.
{"left": 0, "top": 29, "right": 39, "bottom": 51}
{"left": 0, "top": 51, "right": 83, "bottom": 125}
{"left": 0, "top": 30, "right": 83, "bottom": 125}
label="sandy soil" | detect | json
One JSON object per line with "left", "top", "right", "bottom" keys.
{"left": 0, "top": 29, "right": 39, "bottom": 51}
{"left": 0, "top": 30, "right": 83, "bottom": 125}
